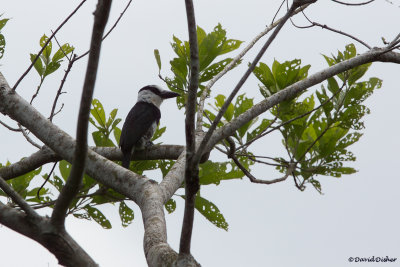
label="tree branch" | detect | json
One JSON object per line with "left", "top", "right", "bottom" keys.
{"left": 51, "top": 0, "right": 112, "bottom": 228}
{"left": 0, "top": 145, "right": 184, "bottom": 181}
{"left": 180, "top": 0, "right": 200, "bottom": 256}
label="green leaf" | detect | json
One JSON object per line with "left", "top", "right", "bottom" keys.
{"left": 91, "top": 99, "right": 106, "bottom": 127}
{"left": 30, "top": 53, "right": 44, "bottom": 76}
{"left": 152, "top": 125, "right": 166, "bottom": 141}
{"left": 199, "top": 58, "right": 233, "bottom": 83}
{"left": 48, "top": 175, "right": 65, "bottom": 192}
{"left": 246, "top": 118, "right": 272, "bottom": 142}
{"left": 52, "top": 43, "right": 74, "bottom": 63}
{"left": 194, "top": 195, "right": 228, "bottom": 231}
{"left": 165, "top": 198, "right": 176, "bottom": 214}
{"left": 85, "top": 205, "right": 112, "bottom": 229}
{"left": 199, "top": 160, "right": 243, "bottom": 185}
{"left": 92, "top": 131, "right": 115, "bottom": 147}
{"left": 40, "top": 34, "right": 52, "bottom": 63}
{"left": 234, "top": 94, "right": 255, "bottom": 138}
{"left": 59, "top": 160, "right": 71, "bottom": 181}
{"left": 43, "top": 61, "right": 61, "bottom": 77}
{"left": 8, "top": 167, "right": 41, "bottom": 198}
{"left": 119, "top": 201, "right": 134, "bottom": 227}
{"left": 214, "top": 94, "right": 234, "bottom": 122}
{"left": 0, "top": 18, "right": 10, "bottom": 31}
{"left": 0, "top": 34, "right": 5, "bottom": 59}
{"left": 113, "top": 127, "right": 121, "bottom": 145}
{"left": 106, "top": 108, "right": 118, "bottom": 128}
{"left": 154, "top": 49, "right": 162, "bottom": 71}
{"left": 253, "top": 62, "right": 277, "bottom": 96}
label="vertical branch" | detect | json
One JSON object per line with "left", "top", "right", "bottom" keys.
{"left": 180, "top": 0, "right": 200, "bottom": 255}
{"left": 51, "top": 0, "right": 112, "bottom": 228}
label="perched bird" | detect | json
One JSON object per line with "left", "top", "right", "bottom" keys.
{"left": 119, "top": 85, "right": 179, "bottom": 169}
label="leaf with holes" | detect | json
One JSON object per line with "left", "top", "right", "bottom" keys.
{"left": 85, "top": 205, "right": 112, "bottom": 229}
{"left": 30, "top": 54, "right": 44, "bottom": 76}
{"left": 194, "top": 195, "right": 228, "bottom": 231}
{"left": 119, "top": 201, "right": 134, "bottom": 227}
{"left": 92, "top": 131, "right": 115, "bottom": 147}
{"left": 91, "top": 99, "right": 106, "bottom": 128}
{"left": 165, "top": 198, "right": 176, "bottom": 214}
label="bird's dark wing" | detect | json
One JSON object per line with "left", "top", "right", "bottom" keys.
{"left": 119, "top": 102, "right": 160, "bottom": 153}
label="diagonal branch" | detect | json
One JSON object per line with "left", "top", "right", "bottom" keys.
{"left": 51, "top": 0, "right": 112, "bottom": 228}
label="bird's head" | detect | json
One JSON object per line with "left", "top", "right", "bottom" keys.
{"left": 137, "top": 85, "right": 179, "bottom": 108}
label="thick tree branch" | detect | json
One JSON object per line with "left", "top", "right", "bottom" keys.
{"left": 0, "top": 145, "right": 184, "bottom": 181}
{"left": 51, "top": 0, "right": 112, "bottom": 228}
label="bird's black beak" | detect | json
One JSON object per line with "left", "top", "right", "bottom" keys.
{"left": 160, "top": 91, "right": 180, "bottom": 99}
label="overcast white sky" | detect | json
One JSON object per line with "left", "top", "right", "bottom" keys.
{"left": 1, "top": 0, "right": 399, "bottom": 266}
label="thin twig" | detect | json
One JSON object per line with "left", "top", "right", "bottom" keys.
{"left": 0, "top": 120, "right": 21, "bottom": 132}
{"left": 226, "top": 137, "right": 294, "bottom": 185}
{"left": 331, "top": 0, "right": 375, "bottom": 6}
{"left": 12, "top": 0, "right": 87, "bottom": 90}
{"left": 296, "top": 10, "right": 371, "bottom": 49}
{"left": 37, "top": 162, "right": 57, "bottom": 200}
{"left": 18, "top": 123, "right": 41, "bottom": 149}
{"left": 49, "top": 55, "right": 76, "bottom": 121}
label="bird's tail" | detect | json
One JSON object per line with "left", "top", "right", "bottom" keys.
{"left": 122, "top": 150, "right": 132, "bottom": 169}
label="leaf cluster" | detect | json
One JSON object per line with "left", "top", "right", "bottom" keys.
{"left": 155, "top": 24, "right": 243, "bottom": 109}
{"left": 251, "top": 44, "right": 381, "bottom": 192}
{"left": 30, "top": 34, "right": 74, "bottom": 82}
